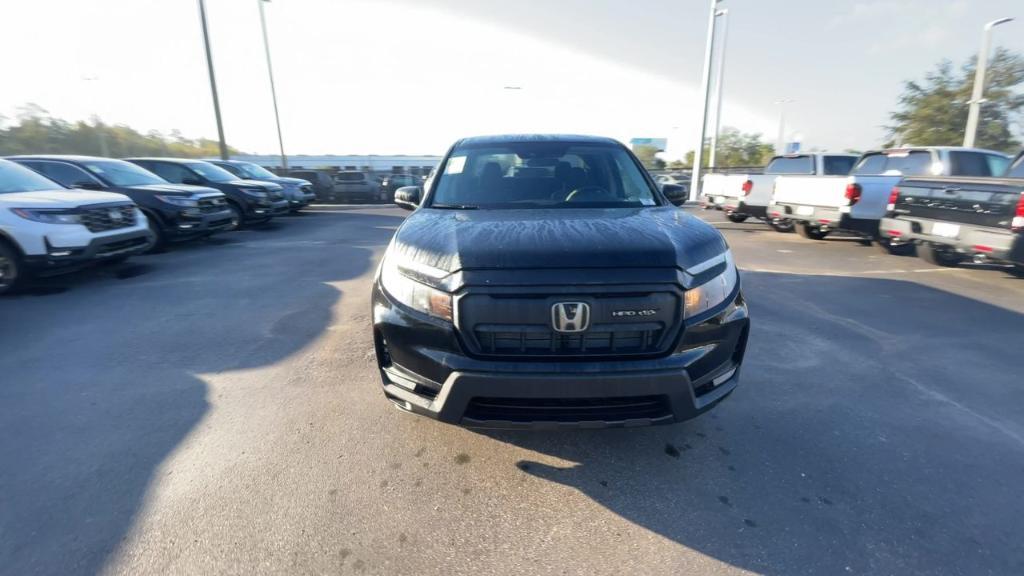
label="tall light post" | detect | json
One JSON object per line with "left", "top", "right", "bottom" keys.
{"left": 197, "top": 0, "right": 229, "bottom": 160}
{"left": 258, "top": 0, "right": 288, "bottom": 170}
{"left": 774, "top": 98, "right": 794, "bottom": 154}
{"left": 708, "top": 8, "right": 729, "bottom": 169}
{"left": 963, "top": 17, "right": 1014, "bottom": 148}
{"left": 689, "top": 0, "right": 723, "bottom": 202}
{"left": 81, "top": 76, "right": 110, "bottom": 157}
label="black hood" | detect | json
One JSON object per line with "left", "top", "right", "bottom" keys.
{"left": 126, "top": 183, "right": 222, "bottom": 196}
{"left": 391, "top": 207, "right": 727, "bottom": 274}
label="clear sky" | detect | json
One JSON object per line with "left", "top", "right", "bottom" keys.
{"left": 2, "top": 0, "right": 1021, "bottom": 159}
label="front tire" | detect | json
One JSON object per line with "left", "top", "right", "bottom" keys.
{"left": 796, "top": 224, "right": 830, "bottom": 241}
{"left": 917, "top": 242, "right": 962, "bottom": 267}
{"left": 145, "top": 214, "right": 166, "bottom": 253}
{"left": 0, "top": 241, "right": 25, "bottom": 296}
{"left": 225, "top": 202, "right": 244, "bottom": 231}
{"left": 726, "top": 213, "right": 749, "bottom": 223}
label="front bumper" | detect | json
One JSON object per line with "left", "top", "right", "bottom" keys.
{"left": 24, "top": 228, "right": 154, "bottom": 271}
{"left": 247, "top": 199, "right": 290, "bottom": 219}
{"left": 881, "top": 216, "right": 1024, "bottom": 265}
{"left": 372, "top": 283, "right": 749, "bottom": 429}
{"left": 164, "top": 208, "right": 236, "bottom": 239}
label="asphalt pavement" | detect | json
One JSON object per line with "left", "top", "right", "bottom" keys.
{"left": 2, "top": 205, "right": 1023, "bottom": 575}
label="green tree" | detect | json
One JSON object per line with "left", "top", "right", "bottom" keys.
{"left": 683, "top": 127, "right": 774, "bottom": 168}
{"left": 0, "top": 103, "right": 244, "bottom": 157}
{"left": 633, "top": 145, "right": 666, "bottom": 170}
{"left": 667, "top": 159, "right": 687, "bottom": 170}
{"left": 886, "top": 48, "right": 1024, "bottom": 152}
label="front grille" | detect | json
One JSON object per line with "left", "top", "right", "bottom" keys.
{"left": 198, "top": 197, "right": 227, "bottom": 213}
{"left": 80, "top": 204, "right": 136, "bottom": 232}
{"left": 464, "top": 396, "right": 671, "bottom": 423}
{"left": 474, "top": 323, "right": 664, "bottom": 357}
{"left": 460, "top": 291, "right": 681, "bottom": 359}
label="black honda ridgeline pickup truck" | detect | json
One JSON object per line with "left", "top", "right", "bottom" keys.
{"left": 371, "top": 135, "right": 749, "bottom": 429}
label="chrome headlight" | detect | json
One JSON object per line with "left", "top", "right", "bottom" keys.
{"left": 155, "top": 195, "right": 199, "bottom": 207}
{"left": 684, "top": 251, "right": 739, "bottom": 319}
{"left": 11, "top": 208, "right": 82, "bottom": 225}
{"left": 380, "top": 256, "right": 453, "bottom": 322}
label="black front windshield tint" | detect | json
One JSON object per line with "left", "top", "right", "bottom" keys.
{"left": 187, "top": 162, "right": 237, "bottom": 182}
{"left": 430, "top": 142, "right": 658, "bottom": 209}
{"left": 84, "top": 160, "right": 165, "bottom": 186}
{"left": 0, "top": 160, "right": 63, "bottom": 193}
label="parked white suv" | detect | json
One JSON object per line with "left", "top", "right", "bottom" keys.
{"left": 0, "top": 159, "right": 153, "bottom": 294}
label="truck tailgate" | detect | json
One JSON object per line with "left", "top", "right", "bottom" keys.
{"left": 772, "top": 175, "right": 848, "bottom": 208}
{"left": 895, "top": 177, "right": 1024, "bottom": 229}
{"left": 701, "top": 174, "right": 749, "bottom": 200}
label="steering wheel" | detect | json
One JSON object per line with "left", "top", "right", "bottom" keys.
{"left": 565, "top": 186, "right": 615, "bottom": 202}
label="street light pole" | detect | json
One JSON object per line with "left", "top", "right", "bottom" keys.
{"left": 258, "top": 0, "right": 288, "bottom": 170}
{"left": 689, "top": 0, "right": 722, "bottom": 202}
{"left": 774, "top": 99, "right": 794, "bottom": 154}
{"left": 708, "top": 8, "right": 729, "bottom": 169}
{"left": 963, "top": 17, "right": 1014, "bottom": 148}
{"left": 197, "top": 0, "right": 229, "bottom": 160}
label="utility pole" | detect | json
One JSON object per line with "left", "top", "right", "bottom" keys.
{"left": 688, "top": 0, "right": 722, "bottom": 202}
{"left": 964, "top": 17, "right": 1014, "bottom": 148}
{"left": 197, "top": 0, "right": 229, "bottom": 160}
{"left": 258, "top": 0, "right": 288, "bottom": 170}
{"left": 774, "top": 99, "right": 794, "bottom": 154}
{"left": 708, "top": 8, "right": 729, "bottom": 169}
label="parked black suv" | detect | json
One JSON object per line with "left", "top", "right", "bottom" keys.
{"left": 208, "top": 160, "right": 316, "bottom": 211}
{"left": 881, "top": 150, "right": 1024, "bottom": 273}
{"left": 9, "top": 156, "right": 235, "bottom": 250}
{"left": 126, "top": 158, "right": 288, "bottom": 228}
{"left": 288, "top": 170, "right": 335, "bottom": 201}
{"left": 381, "top": 174, "right": 421, "bottom": 196}
{"left": 372, "top": 135, "right": 749, "bottom": 428}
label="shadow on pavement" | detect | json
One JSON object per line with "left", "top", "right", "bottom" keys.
{"left": 482, "top": 271, "right": 1024, "bottom": 574}
{"left": 0, "top": 211, "right": 404, "bottom": 575}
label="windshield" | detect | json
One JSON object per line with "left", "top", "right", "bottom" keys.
{"left": 336, "top": 172, "right": 366, "bottom": 182}
{"left": 234, "top": 162, "right": 277, "bottom": 179}
{"left": 852, "top": 151, "right": 933, "bottom": 176}
{"left": 430, "top": 141, "right": 658, "bottom": 209}
{"left": 186, "top": 162, "right": 237, "bottom": 182}
{"left": 0, "top": 159, "right": 65, "bottom": 193}
{"left": 83, "top": 160, "right": 166, "bottom": 186}
{"left": 1006, "top": 155, "right": 1024, "bottom": 178}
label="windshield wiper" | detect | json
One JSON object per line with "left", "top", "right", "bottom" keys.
{"left": 431, "top": 203, "right": 479, "bottom": 210}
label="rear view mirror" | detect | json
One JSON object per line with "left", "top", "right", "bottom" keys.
{"left": 73, "top": 181, "right": 104, "bottom": 191}
{"left": 661, "top": 183, "right": 688, "bottom": 205}
{"left": 394, "top": 186, "right": 422, "bottom": 211}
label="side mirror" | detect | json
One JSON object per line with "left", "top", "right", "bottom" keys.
{"left": 73, "top": 181, "right": 104, "bottom": 191}
{"left": 394, "top": 186, "right": 422, "bottom": 211}
{"left": 661, "top": 183, "right": 687, "bottom": 205}
{"left": 182, "top": 177, "right": 204, "bottom": 186}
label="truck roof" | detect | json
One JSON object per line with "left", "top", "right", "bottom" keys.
{"left": 456, "top": 134, "right": 620, "bottom": 147}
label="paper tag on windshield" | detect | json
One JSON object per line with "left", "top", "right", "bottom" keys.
{"left": 445, "top": 156, "right": 466, "bottom": 175}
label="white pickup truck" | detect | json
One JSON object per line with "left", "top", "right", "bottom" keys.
{"left": 701, "top": 154, "right": 857, "bottom": 229}
{"left": 769, "top": 146, "right": 1012, "bottom": 251}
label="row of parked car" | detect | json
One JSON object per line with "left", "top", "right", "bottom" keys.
{"left": 0, "top": 156, "right": 320, "bottom": 295}
{"left": 700, "top": 146, "right": 1024, "bottom": 273}
{"left": 288, "top": 169, "right": 427, "bottom": 204}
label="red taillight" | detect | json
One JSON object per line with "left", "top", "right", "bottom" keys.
{"left": 1013, "top": 192, "right": 1024, "bottom": 233}
{"left": 741, "top": 180, "right": 753, "bottom": 196}
{"left": 845, "top": 183, "right": 862, "bottom": 206}
{"left": 887, "top": 186, "right": 900, "bottom": 212}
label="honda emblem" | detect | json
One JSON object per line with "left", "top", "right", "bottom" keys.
{"left": 551, "top": 302, "right": 590, "bottom": 333}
